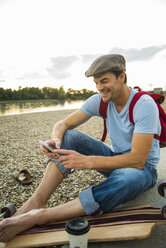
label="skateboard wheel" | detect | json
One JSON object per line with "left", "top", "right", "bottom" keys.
{"left": 161, "top": 199, "right": 166, "bottom": 219}
{"left": 157, "top": 180, "right": 166, "bottom": 197}
{"left": 1, "top": 203, "right": 16, "bottom": 218}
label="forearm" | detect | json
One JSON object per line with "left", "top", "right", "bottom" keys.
{"left": 88, "top": 152, "right": 145, "bottom": 171}
{"left": 87, "top": 133, "right": 153, "bottom": 171}
{"left": 56, "top": 149, "right": 145, "bottom": 171}
{"left": 52, "top": 120, "right": 68, "bottom": 141}
{"left": 52, "top": 110, "right": 90, "bottom": 141}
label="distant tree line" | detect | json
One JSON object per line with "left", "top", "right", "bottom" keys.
{"left": 0, "top": 86, "right": 97, "bottom": 101}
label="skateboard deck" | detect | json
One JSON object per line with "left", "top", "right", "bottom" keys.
{"left": 3, "top": 205, "right": 166, "bottom": 248}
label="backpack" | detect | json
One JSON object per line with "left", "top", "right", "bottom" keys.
{"left": 99, "top": 90, "right": 166, "bottom": 148}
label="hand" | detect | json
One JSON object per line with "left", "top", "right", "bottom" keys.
{"left": 53, "top": 137, "right": 61, "bottom": 149}
{"left": 55, "top": 149, "right": 90, "bottom": 170}
{"left": 40, "top": 139, "right": 60, "bottom": 159}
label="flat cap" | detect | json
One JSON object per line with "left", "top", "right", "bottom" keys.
{"left": 85, "top": 54, "right": 126, "bottom": 77}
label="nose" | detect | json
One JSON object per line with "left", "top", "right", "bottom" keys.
{"left": 96, "top": 83, "right": 104, "bottom": 92}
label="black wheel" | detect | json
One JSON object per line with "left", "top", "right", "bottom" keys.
{"left": 161, "top": 199, "right": 166, "bottom": 219}
{"left": 157, "top": 180, "right": 166, "bottom": 197}
{"left": 1, "top": 203, "right": 16, "bottom": 218}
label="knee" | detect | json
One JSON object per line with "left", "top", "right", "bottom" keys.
{"left": 46, "top": 159, "right": 70, "bottom": 178}
{"left": 111, "top": 168, "right": 141, "bottom": 184}
{"left": 101, "top": 168, "right": 141, "bottom": 187}
{"left": 111, "top": 168, "right": 151, "bottom": 195}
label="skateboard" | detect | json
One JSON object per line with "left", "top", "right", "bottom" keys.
{"left": 1, "top": 180, "right": 166, "bottom": 248}
{"left": 1, "top": 204, "right": 165, "bottom": 248}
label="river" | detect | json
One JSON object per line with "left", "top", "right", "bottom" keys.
{"left": 0, "top": 99, "right": 85, "bottom": 116}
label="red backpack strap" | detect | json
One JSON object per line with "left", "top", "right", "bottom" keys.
{"left": 154, "top": 102, "right": 166, "bottom": 143}
{"left": 99, "top": 98, "right": 108, "bottom": 142}
{"left": 129, "top": 91, "right": 148, "bottom": 124}
{"left": 148, "top": 93, "right": 165, "bottom": 104}
{"left": 148, "top": 94, "right": 165, "bottom": 142}
{"left": 133, "top": 86, "right": 142, "bottom": 92}
{"left": 129, "top": 91, "right": 161, "bottom": 142}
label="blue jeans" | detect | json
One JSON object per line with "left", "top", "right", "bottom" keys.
{"left": 47, "top": 130, "right": 157, "bottom": 216}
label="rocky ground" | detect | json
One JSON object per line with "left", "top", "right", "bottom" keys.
{"left": 0, "top": 109, "right": 110, "bottom": 248}
{"left": 1, "top": 101, "right": 165, "bottom": 248}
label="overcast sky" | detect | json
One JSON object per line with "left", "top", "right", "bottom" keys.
{"left": 0, "top": 0, "right": 166, "bottom": 91}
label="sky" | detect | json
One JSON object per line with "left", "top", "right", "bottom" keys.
{"left": 0, "top": 0, "right": 166, "bottom": 92}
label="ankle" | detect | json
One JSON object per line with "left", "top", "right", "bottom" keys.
{"left": 31, "top": 194, "right": 47, "bottom": 208}
{"left": 31, "top": 208, "right": 49, "bottom": 225}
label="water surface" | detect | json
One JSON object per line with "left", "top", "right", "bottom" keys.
{"left": 0, "top": 99, "right": 84, "bottom": 116}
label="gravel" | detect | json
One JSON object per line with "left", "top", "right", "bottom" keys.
{"left": 0, "top": 109, "right": 110, "bottom": 248}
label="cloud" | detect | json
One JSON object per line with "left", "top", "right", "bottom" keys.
{"left": 47, "top": 55, "right": 79, "bottom": 79}
{"left": 109, "top": 45, "right": 166, "bottom": 62}
{"left": 16, "top": 72, "right": 44, "bottom": 80}
{"left": 0, "top": 67, "right": 46, "bottom": 82}
{"left": 0, "top": 69, "right": 3, "bottom": 77}
{"left": 80, "top": 45, "right": 166, "bottom": 66}
{"left": 81, "top": 54, "right": 102, "bottom": 63}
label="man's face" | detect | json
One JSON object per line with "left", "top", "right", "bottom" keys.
{"left": 93, "top": 72, "right": 123, "bottom": 103}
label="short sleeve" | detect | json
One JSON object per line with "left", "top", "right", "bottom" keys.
{"left": 80, "top": 94, "right": 101, "bottom": 117}
{"left": 133, "top": 95, "right": 161, "bottom": 135}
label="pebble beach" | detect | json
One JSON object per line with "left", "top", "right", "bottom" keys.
{"left": 0, "top": 102, "right": 166, "bottom": 248}
{"left": 0, "top": 109, "right": 110, "bottom": 247}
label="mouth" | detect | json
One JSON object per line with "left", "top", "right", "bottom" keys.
{"left": 101, "top": 89, "right": 110, "bottom": 98}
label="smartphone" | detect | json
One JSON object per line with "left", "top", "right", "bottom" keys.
{"left": 39, "top": 141, "right": 60, "bottom": 157}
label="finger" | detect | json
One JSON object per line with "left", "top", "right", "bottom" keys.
{"left": 48, "top": 153, "right": 60, "bottom": 159}
{"left": 53, "top": 138, "right": 61, "bottom": 149}
{"left": 54, "top": 149, "right": 72, "bottom": 155}
{"left": 58, "top": 155, "right": 69, "bottom": 163}
{"left": 44, "top": 140, "right": 54, "bottom": 146}
{"left": 55, "top": 141, "right": 61, "bottom": 149}
{"left": 40, "top": 146, "right": 49, "bottom": 153}
{"left": 41, "top": 149, "right": 58, "bottom": 159}
{"left": 0, "top": 227, "right": 6, "bottom": 242}
{"left": 61, "top": 160, "right": 73, "bottom": 168}
{"left": 44, "top": 140, "right": 57, "bottom": 150}
{"left": 52, "top": 152, "right": 60, "bottom": 158}
{"left": 42, "top": 148, "right": 52, "bottom": 155}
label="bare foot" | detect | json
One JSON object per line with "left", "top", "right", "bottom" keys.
{"left": 0, "top": 209, "right": 45, "bottom": 243}
{"left": 15, "top": 196, "right": 47, "bottom": 216}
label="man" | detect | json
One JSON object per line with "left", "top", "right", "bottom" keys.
{"left": 0, "top": 54, "right": 161, "bottom": 242}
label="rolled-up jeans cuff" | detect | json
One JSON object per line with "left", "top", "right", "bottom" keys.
{"left": 46, "top": 158, "right": 71, "bottom": 178}
{"left": 79, "top": 186, "right": 103, "bottom": 217}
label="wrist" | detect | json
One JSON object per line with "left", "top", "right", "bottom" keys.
{"left": 51, "top": 137, "right": 61, "bottom": 149}
{"left": 87, "top": 156, "right": 94, "bottom": 169}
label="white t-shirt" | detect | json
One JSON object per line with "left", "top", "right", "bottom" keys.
{"left": 80, "top": 89, "right": 161, "bottom": 168}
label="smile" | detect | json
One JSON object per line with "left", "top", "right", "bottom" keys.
{"left": 101, "top": 89, "right": 110, "bottom": 96}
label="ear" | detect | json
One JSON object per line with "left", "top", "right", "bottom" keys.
{"left": 119, "top": 72, "right": 126, "bottom": 83}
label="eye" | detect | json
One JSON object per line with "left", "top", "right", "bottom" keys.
{"left": 101, "top": 80, "right": 109, "bottom": 84}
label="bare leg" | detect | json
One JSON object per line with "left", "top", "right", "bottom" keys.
{"left": 0, "top": 198, "right": 86, "bottom": 243}
{"left": 0, "top": 209, "right": 42, "bottom": 243}
{"left": 15, "top": 160, "right": 64, "bottom": 216}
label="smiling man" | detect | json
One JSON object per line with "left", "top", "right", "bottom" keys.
{"left": 0, "top": 54, "right": 161, "bottom": 242}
